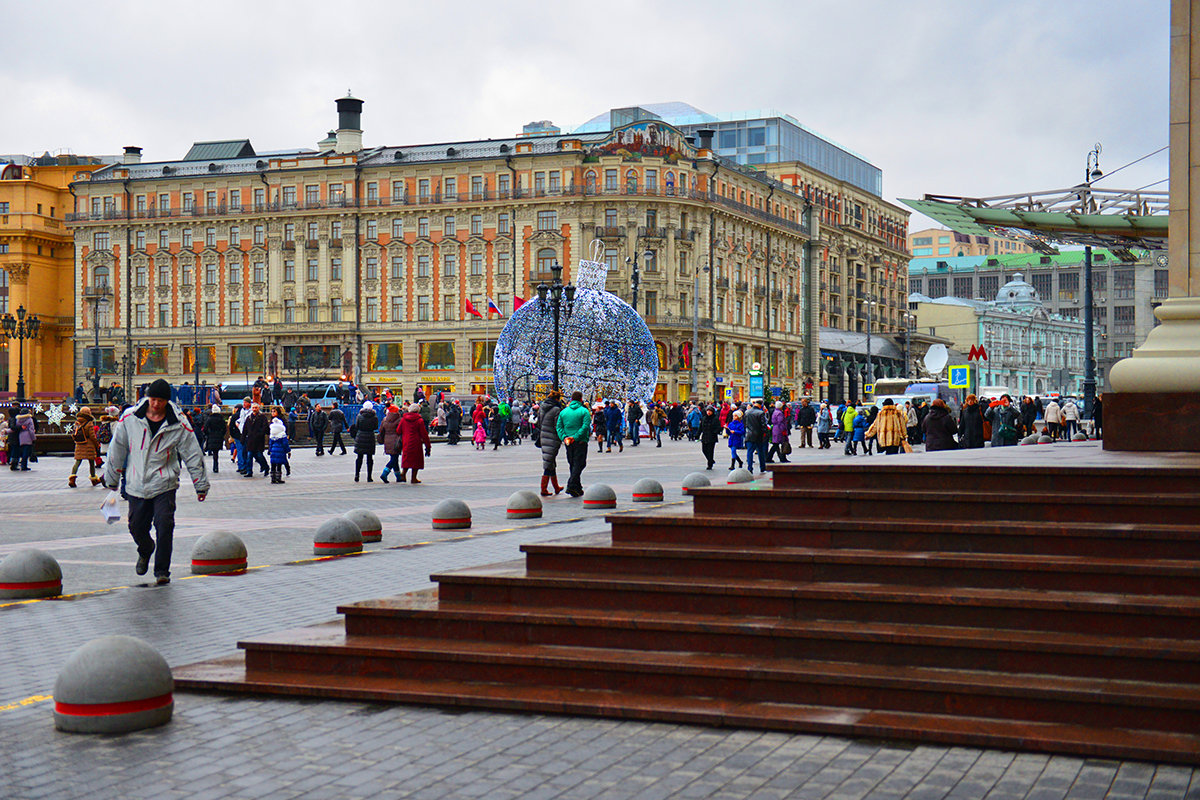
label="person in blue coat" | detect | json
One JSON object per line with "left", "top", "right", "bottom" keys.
{"left": 726, "top": 409, "right": 746, "bottom": 469}
{"left": 849, "top": 407, "right": 870, "bottom": 456}
{"left": 268, "top": 411, "right": 291, "bottom": 484}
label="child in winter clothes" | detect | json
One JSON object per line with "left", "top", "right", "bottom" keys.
{"left": 726, "top": 410, "right": 746, "bottom": 469}
{"left": 0, "top": 416, "right": 8, "bottom": 466}
{"left": 268, "top": 414, "right": 291, "bottom": 484}
{"left": 473, "top": 421, "right": 487, "bottom": 450}
{"left": 849, "top": 408, "right": 870, "bottom": 455}
{"left": 69, "top": 407, "right": 102, "bottom": 487}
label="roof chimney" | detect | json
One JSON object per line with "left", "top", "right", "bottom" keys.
{"left": 696, "top": 129, "right": 715, "bottom": 150}
{"left": 123, "top": 146, "right": 143, "bottom": 165}
{"left": 334, "top": 93, "right": 364, "bottom": 154}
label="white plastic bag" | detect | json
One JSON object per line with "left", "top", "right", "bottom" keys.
{"left": 99, "top": 490, "right": 122, "bottom": 525}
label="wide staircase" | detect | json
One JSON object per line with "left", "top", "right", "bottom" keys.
{"left": 175, "top": 462, "right": 1200, "bottom": 764}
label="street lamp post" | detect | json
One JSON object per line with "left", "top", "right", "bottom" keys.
{"left": 689, "top": 264, "right": 711, "bottom": 401}
{"left": 83, "top": 284, "right": 111, "bottom": 400}
{"left": 536, "top": 260, "right": 575, "bottom": 392}
{"left": 1, "top": 305, "right": 41, "bottom": 403}
{"left": 189, "top": 310, "right": 200, "bottom": 388}
{"left": 625, "top": 247, "right": 653, "bottom": 315}
{"left": 1081, "top": 143, "right": 1102, "bottom": 419}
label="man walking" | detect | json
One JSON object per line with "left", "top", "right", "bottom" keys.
{"left": 328, "top": 402, "right": 348, "bottom": 454}
{"left": 309, "top": 403, "right": 329, "bottom": 455}
{"left": 556, "top": 391, "right": 592, "bottom": 498}
{"left": 604, "top": 400, "right": 623, "bottom": 452}
{"left": 743, "top": 399, "right": 769, "bottom": 473}
{"left": 795, "top": 397, "right": 816, "bottom": 448}
{"left": 626, "top": 400, "right": 643, "bottom": 446}
{"left": 102, "top": 379, "right": 208, "bottom": 585}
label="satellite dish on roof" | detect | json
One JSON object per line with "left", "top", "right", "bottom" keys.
{"left": 923, "top": 344, "right": 948, "bottom": 377}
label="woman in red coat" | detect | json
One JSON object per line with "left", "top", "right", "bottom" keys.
{"left": 399, "top": 403, "right": 432, "bottom": 483}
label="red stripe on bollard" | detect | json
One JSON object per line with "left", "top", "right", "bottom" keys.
{"left": 432, "top": 518, "right": 471, "bottom": 525}
{"left": 313, "top": 541, "right": 361, "bottom": 549}
{"left": 190, "top": 557, "right": 247, "bottom": 567}
{"left": 54, "top": 692, "right": 173, "bottom": 717}
{"left": 0, "top": 579, "right": 62, "bottom": 590}
{"left": 632, "top": 493, "right": 662, "bottom": 499}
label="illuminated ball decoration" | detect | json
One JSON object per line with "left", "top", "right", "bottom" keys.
{"left": 494, "top": 258, "right": 658, "bottom": 403}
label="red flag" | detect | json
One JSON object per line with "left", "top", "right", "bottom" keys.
{"left": 465, "top": 298, "right": 484, "bottom": 318}
{"left": 513, "top": 295, "right": 525, "bottom": 311}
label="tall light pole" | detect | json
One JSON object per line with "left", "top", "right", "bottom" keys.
{"left": 188, "top": 309, "right": 200, "bottom": 388}
{"left": 536, "top": 260, "right": 575, "bottom": 392}
{"left": 1, "top": 305, "right": 41, "bottom": 402}
{"left": 690, "top": 263, "right": 711, "bottom": 400}
{"left": 625, "top": 246, "right": 653, "bottom": 315}
{"left": 83, "top": 283, "right": 112, "bottom": 400}
{"left": 1081, "top": 143, "right": 1102, "bottom": 419}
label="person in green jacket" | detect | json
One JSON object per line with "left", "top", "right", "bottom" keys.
{"left": 555, "top": 390, "right": 593, "bottom": 497}
{"left": 841, "top": 402, "right": 858, "bottom": 456}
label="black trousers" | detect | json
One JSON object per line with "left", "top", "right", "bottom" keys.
{"left": 312, "top": 429, "right": 325, "bottom": 454}
{"left": 330, "top": 429, "right": 346, "bottom": 453}
{"left": 565, "top": 439, "right": 588, "bottom": 494}
{"left": 127, "top": 489, "right": 177, "bottom": 578}
{"left": 701, "top": 439, "right": 716, "bottom": 467}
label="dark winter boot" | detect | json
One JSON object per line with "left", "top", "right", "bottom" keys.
{"left": 540, "top": 476, "right": 551, "bottom": 497}
{"left": 550, "top": 475, "right": 563, "bottom": 495}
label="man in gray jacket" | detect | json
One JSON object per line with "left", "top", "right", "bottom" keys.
{"left": 103, "top": 379, "right": 209, "bottom": 585}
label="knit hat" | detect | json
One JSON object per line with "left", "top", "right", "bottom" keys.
{"left": 76, "top": 406, "right": 94, "bottom": 420}
{"left": 269, "top": 418, "right": 287, "bottom": 439}
{"left": 147, "top": 379, "right": 171, "bottom": 400}
{"left": 212, "top": 404, "right": 221, "bottom": 413}
{"left": 409, "top": 403, "right": 421, "bottom": 413}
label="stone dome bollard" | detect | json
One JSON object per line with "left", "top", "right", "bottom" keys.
{"left": 1019, "top": 434, "right": 1041, "bottom": 446}
{"left": 344, "top": 508, "right": 383, "bottom": 543}
{"left": 190, "top": 532, "right": 247, "bottom": 575}
{"left": 631, "top": 477, "right": 664, "bottom": 502}
{"left": 506, "top": 490, "right": 543, "bottom": 519}
{"left": 1038, "top": 435, "right": 1055, "bottom": 444}
{"left": 433, "top": 499, "right": 472, "bottom": 529}
{"left": 582, "top": 484, "right": 617, "bottom": 509}
{"left": 313, "top": 517, "right": 363, "bottom": 556}
{"left": 54, "top": 635, "right": 173, "bottom": 734}
{"left": 681, "top": 472, "right": 711, "bottom": 494}
{"left": 727, "top": 467, "right": 754, "bottom": 484}
{"left": 0, "top": 548, "right": 62, "bottom": 599}
{"left": 1072, "top": 432, "right": 1089, "bottom": 441}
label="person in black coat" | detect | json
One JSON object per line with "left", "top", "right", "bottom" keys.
{"left": 921, "top": 399, "right": 959, "bottom": 452}
{"left": 202, "top": 405, "right": 227, "bottom": 472}
{"left": 698, "top": 405, "right": 722, "bottom": 470}
{"left": 445, "top": 402, "right": 463, "bottom": 445}
{"left": 958, "top": 394, "right": 987, "bottom": 449}
{"left": 309, "top": 405, "right": 329, "bottom": 456}
{"left": 240, "top": 405, "right": 270, "bottom": 477}
{"left": 352, "top": 404, "right": 378, "bottom": 482}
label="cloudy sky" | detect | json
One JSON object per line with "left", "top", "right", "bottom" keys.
{"left": 2, "top": 0, "right": 1170, "bottom": 229}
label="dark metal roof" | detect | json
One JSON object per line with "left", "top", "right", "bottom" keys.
{"left": 183, "top": 140, "right": 256, "bottom": 161}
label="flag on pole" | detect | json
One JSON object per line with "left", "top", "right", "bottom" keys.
{"left": 465, "top": 298, "right": 484, "bottom": 318}
{"left": 513, "top": 295, "right": 525, "bottom": 311}
{"left": 486, "top": 297, "right": 503, "bottom": 316}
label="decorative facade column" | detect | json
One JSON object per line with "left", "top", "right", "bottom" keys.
{"left": 1106, "top": 0, "right": 1200, "bottom": 449}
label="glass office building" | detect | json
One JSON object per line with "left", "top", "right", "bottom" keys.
{"left": 574, "top": 102, "right": 882, "bottom": 197}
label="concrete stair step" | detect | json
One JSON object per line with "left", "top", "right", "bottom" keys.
{"left": 174, "top": 652, "right": 1200, "bottom": 764}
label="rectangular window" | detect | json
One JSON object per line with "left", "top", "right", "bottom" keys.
{"left": 182, "top": 193, "right": 194, "bottom": 211}
{"left": 645, "top": 169, "right": 657, "bottom": 192}
{"left": 419, "top": 341, "right": 455, "bottom": 370}
{"left": 157, "top": 303, "right": 170, "bottom": 327}
{"left": 253, "top": 188, "right": 265, "bottom": 209}
{"left": 417, "top": 295, "right": 430, "bottom": 321}
{"left": 953, "top": 276, "right": 972, "bottom": 298}
{"left": 229, "top": 226, "right": 239, "bottom": 245}
{"left": 1114, "top": 305, "right": 1135, "bottom": 335}
{"left": 135, "top": 304, "right": 146, "bottom": 327}
{"left": 605, "top": 208, "right": 618, "bottom": 227}
{"left": 471, "top": 176, "right": 483, "bottom": 199}
{"left": 391, "top": 255, "right": 404, "bottom": 279}
{"left": 471, "top": 214, "right": 482, "bottom": 235}
{"left": 304, "top": 185, "right": 319, "bottom": 205}
{"left": 135, "top": 262, "right": 147, "bottom": 287}
{"left": 549, "top": 171, "right": 561, "bottom": 193}
{"left": 181, "top": 261, "right": 193, "bottom": 287}
{"left": 182, "top": 229, "right": 192, "bottom": 247}
{"left": 157, "top": 264, "right": 170, "bottom": 288}
{"left": 330, "top": 298, "right": 342, "bottom": 322}
{"left": 366, "top": 220, "right": 378, "bottom": 240}
{"left": 366, "top": 182, "right": 378, "bottom": 202}
{"left": 332, "top": 220, "right": 342, "bottom": 238}
{"left": 498, "top": 174, "right": 511, "bottom": 196}
{"left": 534, "top": 172, "right": 545, "bottom": 194}
{"left": 282, "top": 186, "right": 296, "bottom": 207}
{"left": 443, "top": 252, "right": 457, "bottom": 276}
{"left": 370, "top": 342, "right": 405, "bottom": 371}
{"left": 182, "top": 302, "right": 193, "bottom": 325}
{"left": 205, "top": 261, "right": 217, "bottom": 285}
{"left": 253, "top": 225, "right": 264, "bottom": 245}
{"left": 307, "top": 298, "right": 319, "bottom": 323}
{"left": 135, "top": 230, "right": 146, "bottom": 250}
{"left": 329, "top": 184, "right": 344, "bottom": 204}
{"left": 158, "top": 193, "right": 169, "bottom": 212}
{"left": 470, "top": 252, "right": 483, "bottom": 276}
{"left": 1114, "top": 269, "right": 1135, "bottom": 299}
{"left": 979, "top": 274, "right": 999, "bottom": 297}
{"left": 307, "top": 221, "right": 319, "bottom": 240}
{"left": 605, "top": 169, "right": 618, "bottom": 191}
{"left": 418, "top": 179, "right": 430, "bottom": 200}
{"left": 284, "top": 259, "right": 295, "bottom": 282}
{"left": 229, "top": 301, "right": 242, "bottom": 326}
{"left": 1155, "top": 269, "right": 1170, "bottom": 298}
{"left": 390, "top": 297, "right": 404, "bottom": 320}
{"left": 417, "top": 255, "right": 430, "bottom": 277}
{"left": 498, "top": 213, "right": 510, "bottom": 235}
{"left": 205, "top": 301, "right": 217, "bottom": 326}
{"left": 471, "top": 340, "right": 496, "bottom": 370}
{"left": 228, "top": 190, "right": 241, "bottom": 211}
{"left": 307, "top": 258, "right": 319, "bottom": 281}
{"left": 537, "top": 210, "right": 557, "bottom": 231}
{"left": 497, "top": 249, "right": 510, "bottom": 274}
{"left": 205, "top": 228, "right": 216, "bottom": 247}
{"left": 392, "top": 180, "right": 405, "bottom": 201}
{"left": 444, "top": 178, "right": 456, "bottom": 200}
{"left": 418, "top": 217, "right": 429, "bottom": 238}
{"left": 392, "top": 218, "right": 403, "bottom": 238}
{"left": 253, "top": 261, "right": 265, "bottom": 283}
{"left": 443, "top": 295, "right": 456, "bottom": 320}
{"left": 284, "top": 223, "right": 295, "bottom": 242}
{"left": 928, "top": 277, "right": 947, "bottom": 298}
{"left": 443, "top": 215, "right": 456, "bottom": 236}
{"left": 159, "top": 229, "right": 169, "bottom": 249}
{"left": 231, "top": 344, "right": 262, "bottom": 373}
{"left": 330, "top": 257, "right": 342, "bottom": 280}
{"left": 137, "top": 346, "right": 169, "bottom": 374}
{"left": 283, "top": 299, "right": 295, "bottom": 323}
{"left": 366, "top": 256, "right": 378, "bottom": 279}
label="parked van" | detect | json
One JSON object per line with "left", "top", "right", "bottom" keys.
{"left": 904, "top": 382, "right": 961, "bottom": 415}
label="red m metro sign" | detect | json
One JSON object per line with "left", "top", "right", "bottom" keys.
{"left": 968, "top": 344, "right": 988, "bottom": 361}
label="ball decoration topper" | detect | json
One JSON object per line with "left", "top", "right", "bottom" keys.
{"left": 493, "top": 243, "right": 658, "bottom": 403}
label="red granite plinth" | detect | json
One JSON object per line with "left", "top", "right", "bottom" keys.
{"left": 1104, "top": 392, "right": 1200, "bottom": 451}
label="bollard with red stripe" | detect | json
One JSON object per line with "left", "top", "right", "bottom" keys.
{"left": 631, "top": 477, "right": 664, "bottom": 503}
{"left": 433, "top": 499, "right": 472, "bottom": 529}
{"left": 344, "top": 508, "right": 383, "bottom": 543}
{"left": 190, "top": 531, "right": 248, "bottom": 575}
{"left": 0, "top": 549, "right": 62, "bottom": 599}
{"left": 727, "top": 467, "right": 754, "bottom": 484}
{"left": 582, "top": 483, "right": 616, "bottom": 509}
{"left": 506, "top": 490, "right": 543, "bottom": 519}
{"left": 313, "top": 517, "right": 363, "bottom": 556}
{"left": 681, "top": 472, "right": 711, "bottom": 495}
{"left": 54, "top": 635, "right": 174, "bottom": 734}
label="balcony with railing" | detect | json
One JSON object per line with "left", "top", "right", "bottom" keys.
{"left": 639, "top": 226, "right": 667, "bottom": 239}
{"left": 735, "top": 280, "right": 749, "bottom": 293}
{"left": 593, "top": 226, "right": 625, "bottom": 239}
{"left": 715, "top": 277, "right": 730, "bottom": 289}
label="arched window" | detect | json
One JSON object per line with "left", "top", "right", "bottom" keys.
{"left": 680, "top": 340, "right": 691, "bottom": 369}
{"left": 537, "top": 247, "right": 556, "bottom": 273}
{"left": 584, "top": 171, "right": 597, "bottom": 193}
{"left": 665, "top": 171, "right": 675, "bottom": 196}
{"left": 655, "top": 341, "right": 667, "bottom": 370}
{"left": 625, "top": 170, "right": 638, "bottom": 194}
{"left": 92, "top": 264, "right": 110, "bottom": 289}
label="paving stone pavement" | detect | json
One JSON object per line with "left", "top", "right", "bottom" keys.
{"left": 1, "top": 436, "right": 1198, "bottom": 799}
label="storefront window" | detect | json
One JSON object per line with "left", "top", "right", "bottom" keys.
{"left": 369, "top": 343, "right": 404, "bottom": 371}
{"left": 419, "top": 341, "right": 455, "bottom": 371}
{"left": 471, "top": 341, "right": 495, "bottom": 370}
{"left": 137, "top": 347, "right": 169, "bottom": 374}
{"left": 183, "top": 346, "right": 216, "bottom": 374}
{"left": 230, "top": 345, "right": 263, "bottom": 374}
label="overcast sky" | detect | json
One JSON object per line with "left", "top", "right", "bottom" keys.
{"left": 2, "top": 0, "right": 1170, "bottom": 230}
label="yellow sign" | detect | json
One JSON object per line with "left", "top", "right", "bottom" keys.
{"left": 948, "top": 364, "right": 970, "bottom": 388}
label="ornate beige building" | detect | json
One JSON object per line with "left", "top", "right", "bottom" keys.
{"left": 68, "top": 97, "right": 904, "bottom": 403}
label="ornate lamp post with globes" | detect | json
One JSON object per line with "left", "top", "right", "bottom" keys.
{"left": 1, "top": 305, "right": 41, "bottom": 402}
{"left": 536, "top": 260, "right": 576, "bottom": 392}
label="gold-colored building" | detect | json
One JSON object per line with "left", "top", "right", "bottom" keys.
{"left": 1, "top": 156, "right": 109, "bottom": 398}
{"left": 908, "top": 226, "right": 1034, "bottom": 259}
{"left": 67, "top": 98, "right": 904, "bottom": 403}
